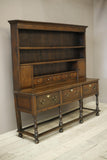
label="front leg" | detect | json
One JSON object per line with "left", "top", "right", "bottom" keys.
{"left": 59, "top": 106, "right": 63, "bottom": 133}
{"left": 14, "top": 95, "right": 23, "bottom": 138}
{"left": 96, "top": 94, "right": 99, "bottom": 116}
{"left": 17, "top": 110, "right": 23, "bottom": 138}
{"left": 79, "top": 99, "right": 83, "bottom": 123}
{"left": 33, "top": 116, "right": 39, "bottom": 144}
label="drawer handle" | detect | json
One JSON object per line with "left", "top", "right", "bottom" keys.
{"left": 40, "top": 99, "right": 45, "bottom": 105}
{"left": 47, "top": 95, "right": 50, "bottom": 98}
{"left": 70, "top": 89, "right": 73, "bottom": 92}
{"left": 89, "top": 84, "right": 92, "bottom": 87}
{"left": 52, "top": 96, "right": 57, "bottom": 101}
{"left": 47, "top": 78, "right": 50, "bottom": 81}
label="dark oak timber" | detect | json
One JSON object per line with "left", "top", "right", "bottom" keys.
{"left": 14, "top": 95, "right": 23, "bottom": 138}
{"left": 9, "top": 20, "right": 99, "bottom": 143}
{"left": 59, "top": 106, "right": 63, "bottom": 133}
{"left": 79, "top": 99, "right": 83, "bottom": 123}
{"left": 33, "top": 116, "right": 39, "bottom": 144}
{"left": 96, "top": 94, "right": 99, "bottom": 116}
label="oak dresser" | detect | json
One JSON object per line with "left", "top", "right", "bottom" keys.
{"left": 8, "top": 20, "right": 99, "bottom": 143}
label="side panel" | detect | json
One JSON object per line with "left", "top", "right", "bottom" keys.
{"left": 16, "top": 94, "right": 32, "bottom": 113}
{"left": 20, "top": 65, "right": 33, "bottom": 89}
{"left": 10, "top": 24, "right": 20, "bottom": 90}
{"left": 83, "top": 82, "right": 98, "bottom": 98}
{"left": 77, "top": 60, "right": 86, "bottom": 78}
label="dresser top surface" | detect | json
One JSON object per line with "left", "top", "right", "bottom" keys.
{"left": 8, "top": 19, "right": 87, "bottom": 28}
{"left": 8, "top": 20, "right": 87, "bottom": 32}
{"left": 14, "top": 78, "right": 98, "bottom": 96}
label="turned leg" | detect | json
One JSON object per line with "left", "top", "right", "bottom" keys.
{"left": 59, "top": 106, "right": 63, "bottom": 133}
{"left": 14, "top": 96, "right": 23, "bottom": 138}
{"left": 33, "top": 116, "right": 39, "bottom": 144}
{"left": 79, "top": 99, "right": 83, "bottom": 123}
{"left": 96, "top": 94, "right": 99, "bottom": 116}
{"left": 17, "top": 111, "right": 23, "bottom": 138}
{"left": 16, "top": 110, "right": 23, "bottom": 138}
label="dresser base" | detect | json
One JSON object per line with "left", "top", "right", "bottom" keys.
{"left": 15, "top": 78, "right": 100, "bottom": 143}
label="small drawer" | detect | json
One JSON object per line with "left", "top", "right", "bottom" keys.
{"left": 37, "top": 91, "right": 60, "bottom": 110}
{"left": 53, "top": 75, "right": 61, "bottom": 81}
{"left": 69, "top": 72, "right": 77, "bottom": 79}
{"left": 62, "top": 87, "right": 81, "bottom": 103}
{"left": 61, "top": 73, "right": 68, "bottom": 80}
{"left": 83, "top": 82, "right": 98, "bottom": 97}
{"left": 34, "top": 78, "right": 43, "bottom": 85}
{"left": 44, "top": 76, "right": 53, "bottom": 84}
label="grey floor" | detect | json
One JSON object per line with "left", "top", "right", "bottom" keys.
{"left": 0, "top": 102, "right": 107, "bottom": 160}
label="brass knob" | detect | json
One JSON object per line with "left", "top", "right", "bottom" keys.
{"left": 47, "top": 95, "right": 50, "bottom": 98}
{"left": 89, "top": 84, "right": 92, "bottom": 87}
{"left": 70, "top": 89, "right": 73, "bottom": 92}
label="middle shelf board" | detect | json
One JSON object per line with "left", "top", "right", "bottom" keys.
{"left": 20, "top": 58, "right": 85, "bottom": 66}
{"left": 19, "top": 46, "right": 85, "bottom": 50}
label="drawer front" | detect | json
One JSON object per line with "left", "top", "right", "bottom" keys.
{"left": 34, "top": 78, "right": 43, "bottom": 85}
{"left": 61, "top": 73, "right": 68, "bottom": 80}
{"left": 53, "top": 75, "right": 61, "bottom": 81}
{"left": 34, "top": 72, "right": 77, "bottom": 86}
{"left": 62, "top": 87, "right": 81, "bottom": 103}
{"left": 34, "top": 76, "right": 53, "bottom": 85}
{"left": 44, "top": 76, "right": 53, "bottom": 84}
{"left": 83, "top": 82, "right": 98, "bottom": 97}
{"left": 37, "top": 92, "right": 60, "bottom": 110}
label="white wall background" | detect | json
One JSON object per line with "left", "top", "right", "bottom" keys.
{"left": 0, "top": 0, "right": 95, "bottom": 134}
{"left": 93, "top": 0, "right": 107, "bottom": 103}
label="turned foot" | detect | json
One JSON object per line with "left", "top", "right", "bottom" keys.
{"left": 59, "top": 128, "right": 63, "bottom": 133}
{"left": 96, "top": 111, "right": 99, "bottom": 116}
{"left": 79, "top": 119, "right": 83, "bottom": 124}
{"left": 18, "top": 132, "right": 23, "bottom": 138}
{"left": 35, "top": 138, "right": 39, "bottom": 144}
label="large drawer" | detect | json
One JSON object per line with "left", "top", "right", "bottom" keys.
{"left": 62, "top": 87, "right": 81, "bottom": 103}
{"left": 83, "top": 82, "right": 98, "bottom": 97}
{"left": 37, "top": 91, "right": 60, "bottom": 111}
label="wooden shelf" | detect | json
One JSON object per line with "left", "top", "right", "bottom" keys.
{"left": 20, "top": 58, "right": 85, "bottom": 66}
{"left": 19, "top": 46, "right": 85, "bottom": 50}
